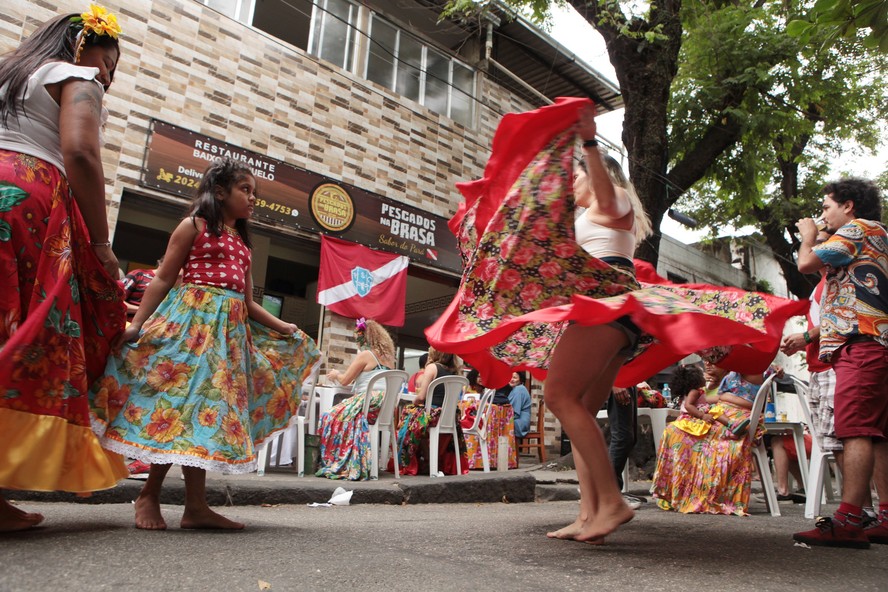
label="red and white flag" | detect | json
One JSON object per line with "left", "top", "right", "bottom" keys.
{"left": 316, "top": 235, "right": 409, "bottom": 327}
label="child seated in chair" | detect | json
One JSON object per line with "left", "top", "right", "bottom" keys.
{"left": 651, "top": 360, "right": 777, "bottom": 515}
{"left": 671, "top": 365, "right": 747, "bottom": 438}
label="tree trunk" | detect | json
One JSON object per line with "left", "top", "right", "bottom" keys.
{"left": 752, "top": 209, "right": 818, "bottom": 300}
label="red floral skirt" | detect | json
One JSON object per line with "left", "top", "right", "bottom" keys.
{"left": 425, "top": 98, "right": 808, "bottom": 388}
{"left": 0, "top": 149, "right": 127, "bottom": 492}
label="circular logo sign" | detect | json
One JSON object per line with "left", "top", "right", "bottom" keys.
{"left": 309, "top": 182, "right": 355, "bottom": 233}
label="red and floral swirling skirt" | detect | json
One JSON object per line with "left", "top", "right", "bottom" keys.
{"left": 0, "top": 149, "right": 127, "bottom": 492}
{"left": 425, "top": 98, "right": 808, "bottom": 389}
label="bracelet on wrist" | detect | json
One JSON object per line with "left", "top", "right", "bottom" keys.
{"left": 90, "top": 241, "right": 112, "bottom": 247}
{"left": 582, "top": 139, "right": 599, "bottom": 148}
{"left": 803, "top": 331, "right": 812, "bottom": 344}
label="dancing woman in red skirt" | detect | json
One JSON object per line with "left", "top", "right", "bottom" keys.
{"left": 426, "top": 98, "right": 807, "bottom": 542}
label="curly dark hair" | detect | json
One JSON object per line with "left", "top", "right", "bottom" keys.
{"left": 186, "top": 157, "right": 253, "bottom": 248}
{"left": 822, "top": 178, "right": 883, "bottom": 222}
{"left": 670, "top": 364, "right": 705, "bottom": 401}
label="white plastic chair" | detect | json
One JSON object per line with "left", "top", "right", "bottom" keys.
{"left": 748, "top": 372, "right": 781, "bottom": 516}
{"left": 790, "top": 376, "right": 841, "bottom": 519}
{"left": 256, "top": 359, "right": 320, "bottom": 476}
{"left": 362, "top": 370, "right": 409, "bottom": 480}
{"left": 463, "top": 388, "right": 495, "bottom": 472}
{"left": 426, "top": 375, "right": 469, "bottom": 477}
{"left": 302, "top": 353, "right": 327, "bottom": 435}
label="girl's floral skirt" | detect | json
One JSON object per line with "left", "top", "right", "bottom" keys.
{"left": 651, "top": 403, "right": 765, "bottom": 515}
{"left": 424, "top": 98, "right": 808, "bottom": 389}
{"left": 90, "top": 284, "right": 320, "bottom": 474}
{"left": 0, "top": 150, "right": 127, "bottom": 493}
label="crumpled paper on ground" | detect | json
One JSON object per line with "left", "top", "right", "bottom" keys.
{"left": 307, "top": 486, "right": 353, "bottom": 507}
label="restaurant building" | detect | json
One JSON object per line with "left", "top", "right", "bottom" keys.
{"left": 5, "top": 0, "right": 621, "bottom": 450}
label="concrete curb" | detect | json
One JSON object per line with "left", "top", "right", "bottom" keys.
{"left": 8, "top": 470, "right": 542, "bottom": 506}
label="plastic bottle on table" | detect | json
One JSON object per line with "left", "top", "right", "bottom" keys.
{"left": 662, "top": 383, "right": 671, "bottom": 407}
{"left": 764, "top": 398, "right": 777, "bottom": 422}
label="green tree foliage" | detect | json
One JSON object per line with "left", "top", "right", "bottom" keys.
{"left": 674, "top": 2, "right": 885, "bottom": 297}
{"left": 788, "top": 0, "right": 888, "bottom": 52}
{"left": 444, "top": 1, "right": 885, "bottom": 298}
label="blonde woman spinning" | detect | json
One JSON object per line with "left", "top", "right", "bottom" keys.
{"left": 546, "top": 105, "right": 652, "bottom": 542}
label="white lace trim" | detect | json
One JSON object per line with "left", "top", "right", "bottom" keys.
{"left": 99, "top": 436, "right": 258, "bottom": 475}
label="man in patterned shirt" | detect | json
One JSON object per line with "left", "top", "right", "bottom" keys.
{"left": 793, "top": 178, "right": 888, "bottom": 549}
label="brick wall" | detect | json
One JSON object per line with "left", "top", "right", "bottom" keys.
{"left": 3, "top": 0, "right": 563, "bottom": 442}
{"left": 3, "top": 0, "right": 531, "bottom": 237}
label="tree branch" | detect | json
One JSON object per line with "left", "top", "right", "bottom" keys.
{"left": 566, "top": 0, "right": 624, "bottom": 38}
{"left": 666, "top": 114, "right": 744, "bottom": 204}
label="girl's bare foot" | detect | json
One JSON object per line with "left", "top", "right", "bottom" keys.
{"left": 0, "top": 499, "right": 44, "bottom": 532}
{"left": 180, "top": 507, "right": 244, "bottom": 530}
{"left": 574, "top": 500, "right": 634, "bottom": 542}
{"left": 134, "top": 494, "right": 167, "bottom": 530}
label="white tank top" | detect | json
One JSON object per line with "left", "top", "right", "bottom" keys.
{"left": 574, "top": 210, "right": 637, "bottom": 259}
{"left": 0, "top": 62, "right": 105, "bottom": 174}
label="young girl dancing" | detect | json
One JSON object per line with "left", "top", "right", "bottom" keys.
{"left": 91, "top": 158, "right": 319, "bottom": 530}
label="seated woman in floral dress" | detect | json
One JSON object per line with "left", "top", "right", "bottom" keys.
{"left": 315, "top": 319, "right": 395, "bottom": 480}
{"left": 395, "top": 348, "right": 468, "bottom": 475}
{"left": 652, "top": 363, "right": 778, "bottom": 515}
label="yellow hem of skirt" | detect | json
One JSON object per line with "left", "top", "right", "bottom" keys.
{"left": 0, "top": 408, "right": 127, "bottom": 493}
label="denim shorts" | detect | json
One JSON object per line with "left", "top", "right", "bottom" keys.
{"left": 599, "top": 256, "right": 641, "bottom": 357}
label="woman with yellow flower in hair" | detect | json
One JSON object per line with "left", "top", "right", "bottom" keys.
{"left": 0, "top": 5, "right": 126, "bottom": 532}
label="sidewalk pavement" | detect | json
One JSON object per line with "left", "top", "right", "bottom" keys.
{"left": 10, "top": 462, "right": 580, "bottom": 507}
{"left": 8, "top": 461, "right": 802, "bottom": 515}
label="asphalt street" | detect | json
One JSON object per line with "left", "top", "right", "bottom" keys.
{"left": 1, "top": 499, "right": 886, "bottom": 592}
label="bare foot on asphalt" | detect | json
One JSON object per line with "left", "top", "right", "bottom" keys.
{"left": 180, "top": 507, "right": 244, "bottom": 530}
{"left": 546, "top": 516, "right": 587, "bottom": 540}
{"left": 0, "top": 499, "right": 44, "bottom": 532}
{"left": 134, "top": 494, "right": 167, "bottom": 530}
{"left": 574, "top": 500, "right": 634, "bottom": 542}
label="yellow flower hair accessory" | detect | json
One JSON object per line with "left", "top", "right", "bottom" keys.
{"left": 70, "top": 4, "right": 122, "bottom": 63}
